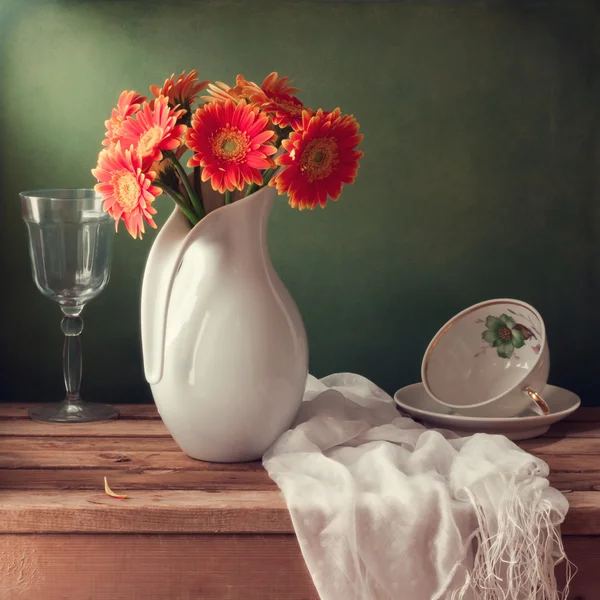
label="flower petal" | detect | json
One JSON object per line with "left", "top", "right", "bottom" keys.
{"left": 485, "top": 316, "right": 502, "bottom": 332}
{"left": 511, "top": 329, "right": 525, "bottom": 349}
{"left": 499, "top": 314, "right": 516, "bottom": 329}
{"left": 482, "top": 330, "right": 498, "bottom": 345}
{"left": 496, "top": 342, "right": 514, "bottom": 359}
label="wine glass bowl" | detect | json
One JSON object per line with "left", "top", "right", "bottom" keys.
{"left": 19, "top": 189, "right": 118, "bottom": 423}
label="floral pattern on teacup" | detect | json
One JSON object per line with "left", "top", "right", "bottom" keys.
{"left": 479, "top": 312, "right": 543, "bottom": 359}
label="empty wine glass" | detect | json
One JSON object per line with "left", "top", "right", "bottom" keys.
{"left": 19, "top": 189, "right": 118, "bottom": 423}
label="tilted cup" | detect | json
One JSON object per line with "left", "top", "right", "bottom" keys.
{"left": 421, "top": 299, "right": 550, "bottom": 418}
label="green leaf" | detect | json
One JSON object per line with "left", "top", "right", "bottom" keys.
{"left": 511, "top": 328, "right": 525, "bottom": 349}
{"left": 496, "top": 342, "right": 514, "bottom": 359}
{"left": 499, "top": 314, "right": 516, "bottom": 329}
{"left": 485, "top": 316, "right": 502, "bottom": 332}
{"left": 482, "top": 330, "right": 498, "bottom": 345}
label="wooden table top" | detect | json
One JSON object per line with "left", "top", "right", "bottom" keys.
{"left": 0, "top": 403, "right": 599, "bottom": 536}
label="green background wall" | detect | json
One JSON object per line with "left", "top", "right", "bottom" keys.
{"left": 1, "top": 0, "right": 599, "bottom": 405}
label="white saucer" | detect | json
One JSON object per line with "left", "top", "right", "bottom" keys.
{"left": 394, "top": 383, "right": 581, "bottom": 440}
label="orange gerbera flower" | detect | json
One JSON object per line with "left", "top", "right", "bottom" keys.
{"left": 118, "top": 96, "right": 186, "bottom": 169}
{"left": 202, "top": 74, "right": 252, "bottom": 105}
{"left": 270, "top": 108, "right": 363, "bottom": 210}
{"left": 92, "top": 143, "right": 161, "bottom": 239}
{"left": 260, "top": 72, "right": 299, "bottom": 96}
{"left": 150, "top": 70, "right": 209, "bottom": 113}
{"left": 242, "top": 72, "right": 305, "bottom": 129}
{"left": 102, "top": 90, "right": 147, "bottom": 147}
{"left": 185, "top": 100, "right": 276, "bottom": 194}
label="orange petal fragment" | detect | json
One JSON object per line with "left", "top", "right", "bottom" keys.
{"left": 104, "top": 476, "right": 129, "bottom": 499}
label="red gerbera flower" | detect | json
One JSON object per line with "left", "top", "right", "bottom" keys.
{"left": 91, "top": 142, "right": 161, "bottom": 239}
{"left": 150, "top": 70, "right": 209, "bottom": 111}
{"left": 185, "top": 100, "right": 277, "bottom": 194}
{"left": 270, "top": 108, "right": 363, "bottom": 210}
{"left": 242, "top": 72, "right": 305, "bottom": 130}
{"left": 118, "top": 96, "right": 186, "bottom": 169}
{"left": 102, "top": 90, "right": 147, "bottom": 147}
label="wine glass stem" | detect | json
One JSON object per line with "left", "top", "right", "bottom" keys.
{"left": 61, "top": 314, "right": 84, "bottom": 405}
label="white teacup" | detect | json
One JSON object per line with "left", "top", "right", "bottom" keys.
{"left": 421, "top": 299, "right": 550, "bottom": 418}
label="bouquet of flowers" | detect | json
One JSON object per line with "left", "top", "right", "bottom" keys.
{"left": 92, "top": 71, "right": 364, "bottom": 239}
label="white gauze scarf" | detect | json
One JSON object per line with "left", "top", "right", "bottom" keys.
{"left": 263, "top": 373, "right": 571, "bottom": 600}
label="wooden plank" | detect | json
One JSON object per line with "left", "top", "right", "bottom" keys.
{"left": 0, "top": 534, "right": 318, "bottom": 600}
{"left": 520, "top": 437, "right": 600, "bottom": 454}
{"left": 0, "top": 419, "right": 170, "bottom": 437}
{"left": 0, "top": 468, "right": 274, "bottom": 491}
{"left": 560, "top": 536, "right": 600, "bottom": 599}
{"left": 0, "top": 462, "right": 594, "bottom": 493}
{"left": 0, "top": 450, "right": 264, "bottom": 471}
{"left": 544, "top": 421, "right": 600, "bottom": 438}
{"left": 1, "top": 406, "right": 599, "bottom": 438}
{"left": 0, "top": 436, "right": 179, "bottom": 452}
{"left": 0, "top": 465, "right": 593, "bottom": 493}
{"left": 1, "top": 403, "right": 597, "bottom": 423}
{"left": 0, "top": 403, "right": 160, "bottom": 419}
{"left": 0, "top": 490, "right": 292, "bottom": 534}
{"left": 565, "top": 407, "right": 600, "bottom": 423}
{"left": 549, "top": 472, "right": 600, "bottom": 492}
{"left": 0, "top": 489, "right": 594, "bottom": 536}
{"left": 0, "top": 428, "right": 597, "bottom": 457}
{"left": 0, "top": 533, "right": 591, "bottom": 600}
{"left": 561, "top": 492, "right": 600, "bottom": 536}
{"left": 540, "top": 455, "right": 600, "bottom": 473}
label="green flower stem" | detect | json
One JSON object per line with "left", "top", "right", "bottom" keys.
{"left": 193, "top": 166, "right": 205, "bottom": 214}
{"left": 155, "top": 181, "right": 199, "bottom": 226}
{"left": 225, "top": 190, "right": 232, "bottom": 205}
{"left": 262, "top": 167, "right": 277, "bottom": 186}
{"left": 244, "top": 182, "right": 259, "bottom": 197}
{"left": 165, "top": 151, "right": 205, "bottom": 220}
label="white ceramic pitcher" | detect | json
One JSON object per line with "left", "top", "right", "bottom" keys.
{"left": 141, "top": 185, "right": 308, "bottom": 462}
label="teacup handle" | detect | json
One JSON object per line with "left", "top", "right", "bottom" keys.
{"left": 524, "top": 387, "right": 550, "bottom": 416}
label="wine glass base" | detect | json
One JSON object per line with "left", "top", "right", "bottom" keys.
{"left": 29, "top": 402, "right": 119, "bottom": 423}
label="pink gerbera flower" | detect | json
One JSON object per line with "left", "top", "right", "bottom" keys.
{"left": 118, "top": 96, "right": 186, "bottom": 169}
{"left": 185, "top": 100, "right": 276, "bottom": 194}
{"left": 102, "top": 90, "right": 147, "bottom": 147}
{"left": 91, "top": 142, "right": 161, "bottom": 239}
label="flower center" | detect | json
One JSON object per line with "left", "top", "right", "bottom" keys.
{"left": 498, "top": 326, "right": 512, "bottom": 342}
{"left": 300, "top": 136, "right": 338, "bottom": 182}
{"left": 222, "top": 139, "right": 238, "bottom": 153}
{"left": 275, "top": 98, "right": 303, "bottom": 115}
{"left": 137, "top": 125, "right": 164, "bottom": 158}
{"left": 211, "top": 127, "right": 249, "bottom": 163}
{"left": 113, "top": 172, "right": 140, "bottom": 212}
